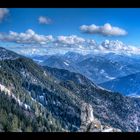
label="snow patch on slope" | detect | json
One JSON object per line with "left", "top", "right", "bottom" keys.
{"left": 0, "top": 83, "right": 11, "bottom": 95}
{"left": 0, "top": 83, "right": 31, "bottom": 110}
{"left": 64, "top": 61, "right": 69, "bottom": 66}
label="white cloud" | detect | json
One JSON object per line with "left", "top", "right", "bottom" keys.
{"left": 38, "top": 16, "right": 52, "bottom": 24}
{"left": 0, "top": 29, "right": 54, "bottom": 45}
{"left": 99, "top": 40, "right": 140, "bottom": 55}
{"left": 0, "top": 29, "right": 139, "bottom": 56}
{"left": 80, "top": 23, "right": 127, "bottom": 36}
{"left": 56, "top": 35, "right": 85, "bottom": 45}
{"left": 0, "top": 8, "right": 9, "bottom": 22}
{"left": 53, "top": 35, "right": 98, "bottom": 51}
{"left": 20, "top": 39, "right": 140, "bottom": 56}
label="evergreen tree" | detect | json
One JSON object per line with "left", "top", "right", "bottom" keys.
{"left": 10, "top": 115, "right": 19, "bottom": 132}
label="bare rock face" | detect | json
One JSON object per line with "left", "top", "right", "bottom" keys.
{"left": 79, "top": 103, "right": 121, "bottom": 132}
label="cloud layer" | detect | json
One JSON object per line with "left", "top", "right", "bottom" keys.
{"left": 56, "top": 35, "right": 85, "bottom": 45}
{"left": 0, "top": 29, "right": 139, "bottom": 56}
{"left": 98, "top": 40, "right": 140, "bottom": 55}
{"left": 10, "top": 39, "right": 140, "bottom": 56}
{"left": 0, "top": 29, "right": 54, "bottom": 44}
{"left": 0, "top": 8, "right": 9, "bottom": 22}
{"left": 80, "top": 23, "right": 127, "bottom": 36}
{"left": 0, "top": 29, "right": 95, "bottom": 47}
{"left": 38, "top": 16, "right": 52, "bottom": 24}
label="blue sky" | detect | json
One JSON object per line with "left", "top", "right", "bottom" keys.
{"left": 0, "top": 8, "right": 139, "bottom": 45}
{"left": 0, "top": 8, "right": 140, "bottom": 55}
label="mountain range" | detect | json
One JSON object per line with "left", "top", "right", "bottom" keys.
{"left": 1, "top": 47, "right": 140, "bottom": 132}
{"left": 100, "top": 72, "right": 140, "bottom": 96}
{"left": 31, "top": 51, "right": 140, "bottom": 96}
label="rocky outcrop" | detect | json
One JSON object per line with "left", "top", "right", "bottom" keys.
{"left": 79, "top": 103, "right": 121, "bottom": 132}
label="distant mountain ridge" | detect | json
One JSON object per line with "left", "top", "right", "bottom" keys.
{"left": 100, "top": 72, "right": 140, "bottom": 96}
{"left": 32, "top": 52, "right": 140, "bottom": 84}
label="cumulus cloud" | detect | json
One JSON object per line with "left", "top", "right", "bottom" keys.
{"left": 80, "top": 23, "right": 127, "bottom": 36}
{"left": 99, "top": 40, "right": 140, "bottom": 55}
{"left": 0, "top": 29, "right": 139, "bottom": 56}
{"left": 38, "top": 16, "right": 52, "bottom": 24}
{"left": 53, "top": 35, "right": 98, "bottom": 51}
{"left": 56, "top": 35, "right": 85, "bottom": 45}
{"left": 10, "top": 38, "right": 140, "bottom": 56}
{"left": 17, "top": 39, "right": 140, "bottom": 56}
{"left": 0, "top": 30, "right": 90, "bottom": 47}
{"left": 0, "top": 29, "right": 54, "bottom": 45}
{"left": 0, "top": 8, "right": 9, "bottom": 22}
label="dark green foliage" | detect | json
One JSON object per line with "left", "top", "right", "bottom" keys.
{"left": 0, "top": 56, "right": 77, "bottom": 132}
{"left": 43, "top": 66, "right": 140, "bottom": 132}
{"left": 0, "top": 92, "right": 63, "bottom": 132}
